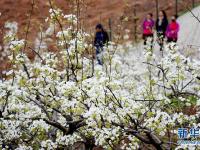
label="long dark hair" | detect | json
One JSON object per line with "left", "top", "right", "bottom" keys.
{"left": 160, "top": 10, "right": 168, "bottom": 21}
{"left": 96, "top": 24, "right": 104, "bottom": 32}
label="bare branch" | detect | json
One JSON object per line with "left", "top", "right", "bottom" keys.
{"left": 187, "top": 7, "right": 200, "bottom": 23}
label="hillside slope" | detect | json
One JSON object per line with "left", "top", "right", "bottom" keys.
{"left": 0, "top": 0, "right": 199, "bottom": 72}
{"left": 0, "top": 0, "right": 199, "bottom": 37}
{"left": 178, "top": 6, "right": 200, "bottom": 47}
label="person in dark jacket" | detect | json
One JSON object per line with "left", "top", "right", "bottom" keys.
{"left": 156, "top": 10, "right": 168, "bottom": 51}
{"left": 2, "top": 143, "right": 13, "bottom": 150}
{"left": 94, "top": 24, "right": 109, "bottom": 65}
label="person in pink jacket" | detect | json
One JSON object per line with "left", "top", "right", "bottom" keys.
{"left": 142, "top": 13, "right": 154, "bottom": 47}
{"left": 166, "top": 15, "right": 180, "bottom": 43}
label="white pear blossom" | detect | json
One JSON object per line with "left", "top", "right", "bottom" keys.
{"left": 0, "top": 6, "right": 200, "bottom": 150}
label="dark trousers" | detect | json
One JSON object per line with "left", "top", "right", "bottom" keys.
{"left": 167, "top": 37, "right": 177, "bottom": 43}
{"left": 157, "top": 32, "right": 165, "bottom": 51}
{"left": 143, "top": 34, "right": 153, "bottom": 48}
{"left": 95, "top": 46, "right": 103, "bottom": 65}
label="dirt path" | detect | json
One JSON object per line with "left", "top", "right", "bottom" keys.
{"left": 178, "top": 6, "right": 200, "bottom": 48}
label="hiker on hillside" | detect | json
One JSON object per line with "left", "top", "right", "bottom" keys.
{"left": 94, "top": 24, "right": 109, "bottom": 65}
{"left": 142, "top": 13, "right": 154, "bottom": 48}
{"left": 166, "top": 15, "right": 180, "bottom": 43}
{"left": 156, "top": 10, "right": 168, "bottom": 50}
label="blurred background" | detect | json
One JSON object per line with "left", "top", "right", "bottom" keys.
{"left": 0, "top": 0, "right": 199, "bottom": 43}
{"left": 0, "top": 0, "right": 199, "bottom": 71}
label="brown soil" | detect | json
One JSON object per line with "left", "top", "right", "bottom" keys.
{"left": 0, "top": 0, "right": 199, "bottom": 40}
{"left": 0, "top": 0, "right": 199, "bottom": 72}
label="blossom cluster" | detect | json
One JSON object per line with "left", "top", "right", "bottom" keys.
{"left": 0, "top": 7, "right": 200, "bottom": 150}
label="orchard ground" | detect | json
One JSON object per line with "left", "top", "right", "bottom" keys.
{"left": 0, "top": 2, "right": 200, "bottom": 150}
